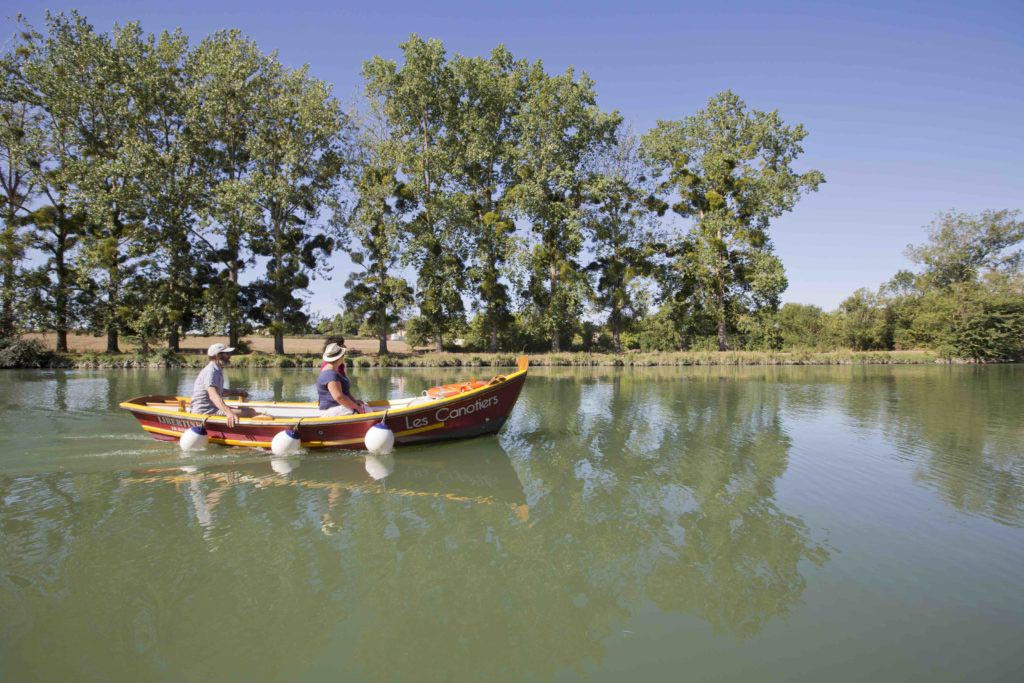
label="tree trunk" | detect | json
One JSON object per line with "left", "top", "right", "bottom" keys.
{"left": 227, "top": 232, "right": 240, "bottom": 348}
{"left": 274, "top": 329, "right": 284, "bottom": 355}
{"left": 378, "top": 332, "right": 388, "bottom": 355}
{"left": 488, "top": 317, "right": 498, "bottom": 353}
{"left": 717, "top": 318, "right": 729, "bottom": 352}
{"left": 550, "top": 261, "right": 560, "bottom": 353}
{"left": 228, "top": 270, "right": 240, "bottom": 348}
{"left": 168, "top": 327, "right": 180, "bottom": 352}
{"left": 434, "top": 330, "right": 443, "bottom": 353}
{"left": 54, "top": 230, "right": 69, "bottom": 353}
{"left": 106, "top": 267, "right": 120, "bottom": 354}
{"left": 106, "top": 327, "right": 120, "bottom": 354}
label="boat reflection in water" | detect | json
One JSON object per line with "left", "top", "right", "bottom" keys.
{"left": 129, "top": 438, "right": 531, "bottom": 539}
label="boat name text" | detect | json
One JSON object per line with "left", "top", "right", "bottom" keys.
{"left": 404, "top": 395, "right": 499, "bottom": 430}
{"left": 156, "top": 416, "right": 194, "bottom": 429}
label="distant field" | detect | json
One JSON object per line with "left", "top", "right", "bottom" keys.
{"left": 23, "top": 333, "right": 413, "bottom": 355}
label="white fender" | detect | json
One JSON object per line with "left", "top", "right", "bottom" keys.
{"left": 271, "top": 429, "right": 302, "bottom": 456}
{"left": 179, "top": 426, "right": 209, "bottom": 451}
{"left": 364, "top": 422, "right": 395, "bottom": 455}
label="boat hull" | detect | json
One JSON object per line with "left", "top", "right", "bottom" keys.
{"left": 121, "top": 362, "right": 527, "bottom": 451}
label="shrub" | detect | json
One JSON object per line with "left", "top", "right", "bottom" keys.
{"left": 0, "top": 338, "right": 53, "bottom": 368}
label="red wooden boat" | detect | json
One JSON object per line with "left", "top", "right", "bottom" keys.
{"left": 120, "top": 356, "right": 529, "bottom": 451}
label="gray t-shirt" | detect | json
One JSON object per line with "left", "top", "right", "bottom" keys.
{"left": 190, "top": 361, "right": 224, "bottom": 414}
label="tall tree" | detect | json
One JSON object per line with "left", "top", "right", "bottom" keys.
{"left": 131, "top": 28, "right": 210, "bottom": 351}
{"left": 642, "top": 91, "right": 823, "bottom": 350}
{"left": 449, "top": 47, "right": 527, "bottom": 351}
{"left": 363, "top": 35, "right": 465, "bottom": 352}
{"left": 584, "top": 128, "right": 658, "bottom": 351}
{"left": 510, "top": 63, "right": 620, "bottom": 351}
{"left": 336, "top": 118, "right": 413, "bottom": 354}
{"left": 247, "top": 60, "right": 347, "bottom": 354}
{"left": 185, "top": 30, "right": 271, "bottom": 347}
{"left": 7, "top": 20, "right": 87, "bottom": 351}
{"left": 25, "top": 13, "right": 153, "bottom": 353}
{"left": 0, "top": 41, "right": 41, "bottom": 335}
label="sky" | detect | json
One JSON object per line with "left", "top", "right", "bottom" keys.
{"left": 3, "top": 0, "right": 1022, "bottom": 315}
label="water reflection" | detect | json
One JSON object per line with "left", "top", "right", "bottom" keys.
{"left": 1, "top": 365, "right": 1022, "bottom": 680}
{"left": 834, "top": 366, "right": 1024, "bottom": 525}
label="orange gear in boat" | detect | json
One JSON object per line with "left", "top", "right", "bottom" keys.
{"left": 425, "top": 375, "right": 506, "bottom": 398}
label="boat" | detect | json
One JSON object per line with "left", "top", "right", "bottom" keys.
{"left": 120, "top": 356, "right": 529, "bottom": 451}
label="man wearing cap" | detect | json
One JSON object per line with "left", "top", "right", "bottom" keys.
{"left": 317, "top": 343, "right": 368, "bottom": 416}
{"left": 190, "top": 343, "right": 256, "bottom": 427}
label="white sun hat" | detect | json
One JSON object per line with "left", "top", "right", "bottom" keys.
{"left": 322, "top": 343, "right": 347, "bottom": 363}
{"left": 207, "top": 343, "right": 236, "bottom": 357}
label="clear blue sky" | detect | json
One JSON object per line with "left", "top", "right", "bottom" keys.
{"left": 5, "top": 0, "right": 1022, "bottom": 314}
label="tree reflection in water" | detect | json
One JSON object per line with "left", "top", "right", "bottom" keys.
{"left": 0, "top": 369, "right": 833, "bottom": 680}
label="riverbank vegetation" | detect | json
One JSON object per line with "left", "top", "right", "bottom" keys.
{"left": 0, "top": 342, "right": 942, "bottom": 370}
{"left": 1, "top": 12, "right": 1021, "bottom": 367}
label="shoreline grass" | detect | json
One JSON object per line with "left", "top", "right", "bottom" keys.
{"left": 5, "top": 347, "right": 982, "bottom": 369}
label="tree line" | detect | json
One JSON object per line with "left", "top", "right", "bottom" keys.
{"left": 1, "top": 13, "right": 1020, "bottom": 360}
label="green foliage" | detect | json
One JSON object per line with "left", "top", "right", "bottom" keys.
{"left": 0, "top": 337, "right": 52, "bottom": 368}
{"left": 641, "top": 91, "right": 823, "bottom": 350}
{"left": 363, "top": 36, "right": 466, "bottom": 351}
{"left": 245, "top": 60, "right": 348, "bottom": 354}
{"left": 776, "top": 303, "right": 833, "bottom": 349}
{"left": 315, "top": 312, "right": 361, "bottom": 337}
{"left": 585, "top": 128, "right": 659, "bottom": 351}
{"left": 510, "top": 60, "right": 621, "bottom": 352}
{"left": 336, "top": 119, "right": 413, "bottom": 354}
{"left": 448, "top": 47, "right": 527, "bottom": 351}
{"left": 906, "top": 209, "right": 1023, "bottom": 289}
{"left": 838, "top": 288, "right": 889, "bottom": 351}
{"left": 905, "top": 277, "right": 1024, "bottom": 360}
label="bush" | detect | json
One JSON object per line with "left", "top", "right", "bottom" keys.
{"left": 0, "top": 338, "right": 53, "bottom": 368}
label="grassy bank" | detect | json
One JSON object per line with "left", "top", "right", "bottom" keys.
{"left": 3, "top": 346, "right": 959, "bottom": 369}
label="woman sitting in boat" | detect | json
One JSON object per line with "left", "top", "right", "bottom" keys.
{"left": 317, "top": 343, "right": 368, "bottom": 416}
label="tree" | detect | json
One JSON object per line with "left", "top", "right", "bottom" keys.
{"left": 838, "top": 288, "right": 887, "bottom": 351}
{"left": 905, "top": 209, "right": 1023, "bottom": 289}
{"left": 642, "top": 91, "right": 824, "bottom": 350}
{"left": 185, "top": 30, "right": 272, "bottom": 347}
{"left": 363, "top": 36, "right": 465, "bottom": 352}
{"left": 510, "top": 62, "right": 620, "bottom": 351}
{"left": 776, "top": 303, "right": 828, "bottom": 349}
{"left": 448, "top": 47, "right": 527, "bottom": 351}
{"left": 336, "top": 118, "right": 413, "bottom": 354}
{"left": 24, "top": 13, "right": 154, "bottom": 353}
{"left": 584, "top": 128, "right": 658, "bottom": 351}
{"left": 0, "top": 45, "right": 41, "bottom": 335}
{"left": 246, "top": 60, "right": 347, "bottom": 354}
{"left": 130, "top": 27, "right": 211, "bottom": 351}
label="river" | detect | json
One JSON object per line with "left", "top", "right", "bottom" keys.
{"left": 1, "top": 365, "right": 1022, "bottom": 681}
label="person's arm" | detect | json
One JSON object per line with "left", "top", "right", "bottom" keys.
{"left": 327, "top": 380, "right": 365, "bottom": 413}
{"left": 207, "top": 386, "right": 240, "bottom": 427}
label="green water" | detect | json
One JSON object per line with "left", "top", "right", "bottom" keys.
{"left": 1, "top": 365, "right": 1022, "bottom": 682}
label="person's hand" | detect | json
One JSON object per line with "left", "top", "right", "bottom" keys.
{"left": 225, "top": 411, "right": 238, "bottom": 429}
{"left": 238, "top": 390, "right": 249, "bottom": 401}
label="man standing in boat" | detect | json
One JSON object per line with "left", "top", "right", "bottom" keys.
{"left": 190, "top": 343, "right": 257, "bottom": 427}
